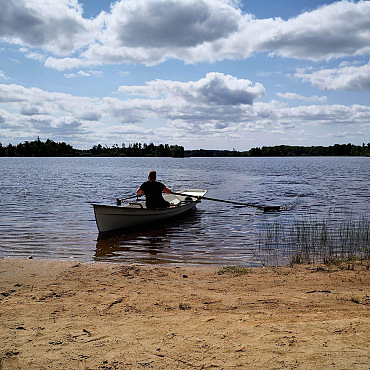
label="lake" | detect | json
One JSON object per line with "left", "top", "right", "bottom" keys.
{"left": 0, "top": 157, "right": 369, "bottom": 266}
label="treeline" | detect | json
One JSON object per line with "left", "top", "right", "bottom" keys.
{"left": 1, "top": 139, "right": 369, "bottom": 157}
{"left": 184, "top": 149, "right": 240, "bottom": 157}
{"left": 0, "top": 138, "right": 185, "bottom": 157}
{"left": 246, "top": 143, "right": 370, "bottom": 157}
{"left": 0, "top": 138, "right": 77, "bottom": 157}
{"left": 185, "top": 143, "right": 370, "bottom": 157}
{"left": 86, "top": 142, "right": 184, "bottom": 157}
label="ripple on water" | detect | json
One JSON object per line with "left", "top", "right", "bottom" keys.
{"left": 0, "top": 156, "right": 369, "bottom": 265}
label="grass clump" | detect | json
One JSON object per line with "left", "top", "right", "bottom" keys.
{"left": 217, "top": 266, "right": 252, "bottom": 275}
{"left": 350, "top": 296, "right": 361, "bottom": 304}
{"left": 258, "top": 214, "right": 370, "bottom": 266}
{"left": 289, "top": 252, "right": 311, "bottom": 266}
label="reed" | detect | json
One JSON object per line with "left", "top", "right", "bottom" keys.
{"left": 258, "top": 215, "right": 370, "bottom": 266}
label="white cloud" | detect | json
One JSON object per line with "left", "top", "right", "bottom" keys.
{"left": 0, "top": 109, "right": 84, "bottom": 143}
{"left": 64, "top": 73, "right": 76, "bottom": 79}
{"left": 1, "top": 76, "right": 369, "bottom": 146}
{"left": 119, "top": 72, "right": 265, "bottom": 105}
{"left": 0, "top": 0, "right": 365, "bottom": 70}
{"left": 20, "top": 104, "right": 45, "bottom": 116}
{"left": 108, "top": 0, "right": 241, "bottom": 48}
{"left": 324, "top": 130, "right": 363, "bottom": 140}
{"left": 276, "top": 104, "right": 370, "bottom": 126}
{"left": 64, "top": 73, "right": 77, "bottom": 79}
{"left": 0, "top": 0, "right": 102, "bottom": 55}
{"left": 0, "top": 84, "right": 102, "bottom": 124}
{"left": 295, "top": 60, "right": 370, "bottom": 91}
{"left": 259, "top": 1, "right": 370, "bottom": 61}
{"left": 76, "top": 112, "right": 101, "bottom": 121}
{"left": 25, "top": 52, "right": 45, "bottom": 61}
{"left": 76, "top": 70, "right": 89, "bottom": 77}
{"left": 64, "top": 69, "right": 102, "bottom": 78}
{"left": 89, "top": 0, "right": 370, "bottom": 66}
{"left": 0, "top": 70, "right": 8, "bottom": 80}
{"left": 0, "top": 110, "right": 6, "bottom": 124}
{"left": 45, "top": 57, "right": 102, "bottom": 71}
{"left": 276, "top": 92, "right": 327, "bottom": 102}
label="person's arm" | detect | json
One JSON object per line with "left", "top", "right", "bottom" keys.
{"left": 137, "top": 187, "right": 144, "bottom": 196}
{"left": 163, "top": 187, "right": 171, "bottom": 194}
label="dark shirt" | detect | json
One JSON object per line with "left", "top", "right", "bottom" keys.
{"left": 140, "top": 181, "right": 170, "bottom": 209}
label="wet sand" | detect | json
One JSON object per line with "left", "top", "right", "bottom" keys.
{"left": 0, "top": 258, "right": 369, "bottom": 369}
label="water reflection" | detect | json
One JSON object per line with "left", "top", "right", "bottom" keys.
{"left": 95, "top": 226, "right": 171, "bottom": 263}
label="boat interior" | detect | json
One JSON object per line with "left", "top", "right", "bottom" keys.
{"left": 121, "top": 189, "right": 207, "bottom": 209}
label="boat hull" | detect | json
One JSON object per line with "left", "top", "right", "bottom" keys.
{"left": 92, "top": 189, "right": 206, "bottom": 232}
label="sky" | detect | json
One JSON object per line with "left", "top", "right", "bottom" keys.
{"left": 0, "top": 0, "right": 370, "bottom": 150}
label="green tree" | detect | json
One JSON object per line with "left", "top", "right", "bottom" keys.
{"left": 171, "top": 145, "right": 184, "bottom": 158}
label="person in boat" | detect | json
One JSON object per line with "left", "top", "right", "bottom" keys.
{"left": 137, "top": 170, "right": 172, "bottom": 209}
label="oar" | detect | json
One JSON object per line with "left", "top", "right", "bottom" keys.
{"left": 171, "top": 192, "right": 281, "bottom": 212}
{"left": 116, "top": 194, "right": 139, "bottom": 205}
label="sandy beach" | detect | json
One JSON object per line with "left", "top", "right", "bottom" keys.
{"left": 0, "top": 258, "right": 369, "bottom": 369}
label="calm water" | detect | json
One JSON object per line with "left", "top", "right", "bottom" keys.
{"left": 0, "top": 157, "right": 369, "bottom": 266}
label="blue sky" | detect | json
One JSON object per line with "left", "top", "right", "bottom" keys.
{"left": 1, "top": 0, "right": 369, "bottom": 150}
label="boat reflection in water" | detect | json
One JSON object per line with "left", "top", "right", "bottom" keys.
{"left": 95, "top": 226, "right": 172, "bottom": 263}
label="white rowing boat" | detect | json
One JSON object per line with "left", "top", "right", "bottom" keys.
{"left": 92, "top": 189, "right": 207, "bottom": 232}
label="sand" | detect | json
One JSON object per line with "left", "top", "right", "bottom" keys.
{"left": 0, "top": 258, "right": 369, "bottom": 369}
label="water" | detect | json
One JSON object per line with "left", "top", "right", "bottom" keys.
{"left": 0, "top": 157, "right": 369, "bottom": 266}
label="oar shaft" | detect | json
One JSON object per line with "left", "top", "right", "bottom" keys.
{"left": 201, "top": 195, "right": 264, "bottom": 209}
{"left": 120, "top": 195, "right": 139, "bottom": 201}
{"left": 116, "top": 194, "right": 139, "bottom": 205}
{"left": 171, "top": 192, "right": 269, "bottom": 210}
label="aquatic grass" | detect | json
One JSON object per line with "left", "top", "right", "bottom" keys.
{"left": 258, "top": 214, "right": 370, "bottom": 266}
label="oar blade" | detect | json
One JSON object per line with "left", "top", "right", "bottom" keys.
{"left": 262, "top": 205, "right": 282, "bottom": 212}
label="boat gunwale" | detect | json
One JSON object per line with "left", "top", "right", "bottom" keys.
{"left": 92, "top": 200, "right": 199, "bottom": 214}
{"left": 91, "top": 189, "right": 207, "bottom": 212}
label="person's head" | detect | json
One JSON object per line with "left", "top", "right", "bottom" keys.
{"left": 148, "top": 170, "right": 156, "bottom": 181}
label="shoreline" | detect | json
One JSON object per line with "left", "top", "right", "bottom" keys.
{"left": 1, "top": 257, "right": 369, "bottom": 369}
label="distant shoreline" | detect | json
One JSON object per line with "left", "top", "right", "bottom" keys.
{"left": 1, "top": 138, "right": 369, "bottom": 157}
{"left": 1, "top": 154, "right": 370, "bottom": 158}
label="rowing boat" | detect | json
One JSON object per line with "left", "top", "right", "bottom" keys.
{"left": 92, "top": 189, "right": 207, "bottom": 232}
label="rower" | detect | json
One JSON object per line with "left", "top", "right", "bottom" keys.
{"left": 136, "top": 170, "right": 172, "bottom": 209}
